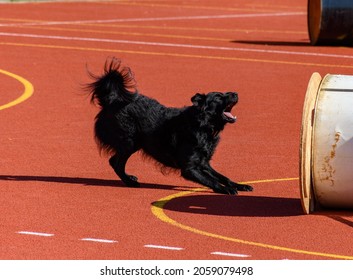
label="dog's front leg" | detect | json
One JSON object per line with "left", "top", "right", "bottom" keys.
{"left": 181, "top": 166, "right": 238, "bottom": 195}
{"left": 205, "top": 163, "right": 253, "bottom": 192}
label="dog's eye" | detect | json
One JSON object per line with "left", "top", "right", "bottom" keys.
{"left": 214, "top": 94, "right": 223, "bottom": 102}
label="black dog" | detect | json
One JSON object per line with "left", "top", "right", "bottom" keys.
{"left": 87, "top": 58, "right": 253, "bottom": 195}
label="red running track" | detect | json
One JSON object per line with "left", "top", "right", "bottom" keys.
{"left": 0, "top": 0, "right": 352, "bottom": 260}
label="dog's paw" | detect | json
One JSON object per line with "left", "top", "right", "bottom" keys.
{"left": 235, "top": 184, "right": 253, "bottom": 192}
{"left": 124, "top": 175, "right": 140, "bottom": 187}
{"left": 129, "top": 175, "right": 138, "bottom": 182}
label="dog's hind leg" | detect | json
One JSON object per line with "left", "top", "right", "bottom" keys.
{"left": 109, "top": 153, "right": 140, "bottom": 187}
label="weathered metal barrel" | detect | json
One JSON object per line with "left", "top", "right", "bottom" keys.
{"left": 308, "top": 0, "right": 353, "bottom": 45}
{"left": 300, "top": 73, "right": 353, "bottom": 214}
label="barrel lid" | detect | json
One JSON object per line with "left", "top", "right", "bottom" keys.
{"left": 307, "top": 0, "right": 321, "bottom": 45}
{"left": 299, "top": 72, "right": 322, "bottom": 214}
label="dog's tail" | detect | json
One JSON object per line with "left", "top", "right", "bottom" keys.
{"left": 86, "top": 57, "right": 137, "bottom": 108}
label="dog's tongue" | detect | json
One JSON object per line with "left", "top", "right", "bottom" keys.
{"left": 223, "top": 111, "right": 237, "bottom": 121}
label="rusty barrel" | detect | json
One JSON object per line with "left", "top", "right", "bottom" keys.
{"left": 308, "top": 0, "right": 353, "bottom": 45}
{"left": 300, "top": 73, "right": 353, "bottom": 214}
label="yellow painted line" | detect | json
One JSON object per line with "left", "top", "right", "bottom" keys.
{"left": 19, "top": 0, "right": 302, "bottom": 13}
{"left": 1, "top": 41, "right": 353, "bottom": 70}
{"left": 89, "top": 24, "right": 306, "bottom": 35}
{"left": 151, "top": 177, "right": 353, "bottom": 260}
{"left": 0, "top": 17, "right": 45, "bottom": 24}
{"left": 0, "top": 16, "right": 306, "bottom": 34}
{"left": 0, "top": 69, "right": 34, "bottom": 111}
{"left": 248, "top": 3, "right": 304, "bottom": 10}
{"left": 107, "top": 1, "right": 280, "bottom": 13}
{"left": 243, "top": 177, "right": 299, "bottom": 184}
{"left": 21, "top": 25, "right": 231, "bottom": 43}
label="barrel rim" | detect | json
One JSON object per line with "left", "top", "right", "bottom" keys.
{"left": 299, "top": 72, "right": 322, "bottom": 214}
{"left": 307, "top": 0, "right": 321, "bottom": 45}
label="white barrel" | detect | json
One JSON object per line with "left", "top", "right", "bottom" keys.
{"left": 300, "top": 73, "right": 353, "bottom": 213}
{"left": 312, "top": 74, "right": 353, "bottom": 208}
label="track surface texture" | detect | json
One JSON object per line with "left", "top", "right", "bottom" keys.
{"left": 0, "top": 0, "right": 352, "bottom": 260}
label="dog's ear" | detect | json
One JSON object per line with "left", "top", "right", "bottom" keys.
{"left": 191, "top": 93, "right": 206, "bottom": 108}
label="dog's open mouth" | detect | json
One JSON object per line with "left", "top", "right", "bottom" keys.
{"left": 222, "top": 103, "right": 237, "bottom": 123}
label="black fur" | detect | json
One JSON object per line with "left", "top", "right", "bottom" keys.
{"left": 87, "top": 58, "right": 253, "bottom": 195}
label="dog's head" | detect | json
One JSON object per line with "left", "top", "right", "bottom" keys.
{"left": 191, "top": 92, "right": 238, "bottom": 126}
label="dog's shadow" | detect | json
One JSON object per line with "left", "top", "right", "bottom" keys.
{"left": 0, "top": 174, "right": 304, "bottom": 217}
{"left": 0, "top": 174, "right": 181, "bottom": 191}
{"left": 155, "top": 195, "right": 353, "bottom": 223}
{"left": 154, "top": 194, "right": 303, "bottom": 217}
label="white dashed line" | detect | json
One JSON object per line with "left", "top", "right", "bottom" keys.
{"left": 17, "top": 231, "right": 54, "bottom": 237}
{"left": 81, "top": 238, "right": 118, "bottom": 244}
{"left": 211, "top": 251, "right": 251, "bottom": 258}
{"left": 15, "top": 231, "right": 252, "bottom": 257}
{"left": 144, "top": 244, "right": 184, "bottom": 251}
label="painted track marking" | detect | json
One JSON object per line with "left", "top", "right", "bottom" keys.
{"left": 2, "top": 41, "right": 353, "bottom": 70}
{"left": 1, "top": 32, "right": 353, "bottom": 60}
{"left": 0, "top": 16, "right": 307, "bottom": 34}
{"left": 17, "top": 231, "right": 54, "bottom": 237}
{"left": 14, "top": 231, "right": 247, "bottom": 257}
{"left": 0, "top": 12, "right": 305, "bottom": 27}
{"left": 151, "top": 178, "right": 353, "bottom": 260}
{"left": 144, "top": 244, "right": 184, "bottom": 251}
{"left": 81, "top": 238, "right": 117, "bottom": 244}
{"left": 107, "top": 2, "right": 304, "bottom": 13}
{"left": 211, "top": 252, "right": 251, "bottom": 258}
{"left": 6, "top": 25, "right": 294, "bottom": 43}
{"left": 0, "top": 69, "right": 34, "bottom": 111}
